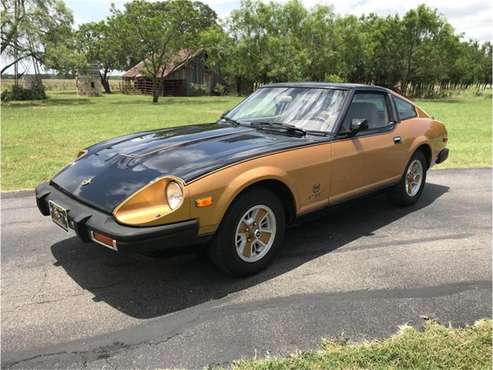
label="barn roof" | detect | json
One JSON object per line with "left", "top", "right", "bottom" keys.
{"left": 122, "top": 49, "right": 203, "bottom": 79}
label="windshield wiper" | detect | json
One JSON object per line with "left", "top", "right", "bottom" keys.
{"left": 251, "top": 121, "right": 307, "bottom": 137}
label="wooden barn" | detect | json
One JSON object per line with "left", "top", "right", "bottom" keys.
{"left": 121, "top": 49, "right": 220, "bottom": 96}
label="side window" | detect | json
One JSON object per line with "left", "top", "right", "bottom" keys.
{"left": 342, "top": 93, "right": 390, "bottom": 132}
{"left": 394, "top": 97, "right": 417, "bottom": 120}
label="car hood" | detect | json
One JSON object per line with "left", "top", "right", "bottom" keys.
{"left": 51, "top": 123, "right": 319, "bottom": 213}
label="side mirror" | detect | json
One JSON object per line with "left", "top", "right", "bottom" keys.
{"left": 350, "top": 118, "right": 368, "bottom": 136}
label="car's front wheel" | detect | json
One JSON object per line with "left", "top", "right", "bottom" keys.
{"left": 208, "top": 188, "right": 286, "bottom": 276}
{"left": 388, "top": 150, "right": 427, "bottom": 207}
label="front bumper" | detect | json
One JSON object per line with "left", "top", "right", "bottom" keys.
{"left": 35, "top": 182, "right": 207, "bottom": 254}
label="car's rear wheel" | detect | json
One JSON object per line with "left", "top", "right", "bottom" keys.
{"left": 208, "top": 188, "right": 286, "bottom": 276}
{"left": 388, "top": 151, "right": 427, "bottom": 207}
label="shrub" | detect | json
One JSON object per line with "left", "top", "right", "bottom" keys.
{"left": 190, "top": 83, "right": 208, "bottom": 95}
{"left": 325, "top": 74, "right": 344, "bottom": 83}
{"left": 1, "top": 89, "right": 12, "bottom": 102}
{"left": 29, "top": 78, "right": 47, "bottom": 100}
{"left": 213, "top": 83, "right": 226, "bottom": 96}
{"left": 0, "top": 83, "right": 46, "bottom": 102}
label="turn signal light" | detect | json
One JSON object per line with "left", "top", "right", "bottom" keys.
{"left": 195, "top": 196, "right": 213, "bottom": 208}
{"left": 91, "top": 231, "right": 118, "bottom": 251}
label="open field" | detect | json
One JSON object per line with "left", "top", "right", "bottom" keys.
{"left": 416, "top": 94, "right": 491, "bottom": 169}
{"left": 1, "top": 91, "right": 491, "bottom": 190}
{"left": 233, "top": 320, "right": 492, "bottom": 370}
{"left": 1, "top": 92, "right": 241, "bottom": 190}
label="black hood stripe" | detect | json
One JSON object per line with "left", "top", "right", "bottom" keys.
{"left": 52, "top": 124, "right": 326, "bottom": 212}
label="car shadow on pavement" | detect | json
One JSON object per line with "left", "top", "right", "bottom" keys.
{"left": 50, "top": 183, "right": 449, "bottom": 319}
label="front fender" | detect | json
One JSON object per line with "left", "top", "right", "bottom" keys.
{"left": 220, "top": 165, "right": 296, "bottom": 214}
{"left": 186, "top": 165, "right": 297, "bottom": 235}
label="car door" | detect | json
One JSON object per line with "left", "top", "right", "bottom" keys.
{"left": 329, "top": 91, "right": 408, "bottom": 203}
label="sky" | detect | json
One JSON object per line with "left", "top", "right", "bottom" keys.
{"left": 68, "top": 0, "right": 492, "bottom": 42}
{"left": 2, "top": 0, "right": 491, "bottom": 74}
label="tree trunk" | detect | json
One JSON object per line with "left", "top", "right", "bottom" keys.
{"left": 152, "top": 77, "right": 160, "bottom": 103}
{"left": 101, "top": 78, "right": 111, "bottom": 94}
{"left": 236, "top": 76, "right": 241, "bottom": 96}
{"left": 101, "top": 79, "right": 111, "bottom": 94}
{"left": 99, "top": 70, "right": 111, "bottom": 93}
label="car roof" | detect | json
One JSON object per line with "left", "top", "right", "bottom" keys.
{"left": 261, "top": 82, "right": 393, "bottom": 93}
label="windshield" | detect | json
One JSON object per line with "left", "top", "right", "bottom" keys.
{"left": 226, "top": 87, "right": 348, "bottom": 133}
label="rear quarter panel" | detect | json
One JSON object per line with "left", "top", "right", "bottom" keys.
{"left": 400, "top": 112, "right": 447, "bottom": 168}
{"left": 393, "top": 94, "right": 448, "bottom": 169}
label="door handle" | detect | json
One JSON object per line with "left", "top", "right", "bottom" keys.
{"left": 393, "top": 136, "right": 402, "bottom": 144}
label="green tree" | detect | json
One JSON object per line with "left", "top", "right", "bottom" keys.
{"left": 226, "top": 0, "right": 271, "bottom": 92}
{"left": 302, "top": 4, "right": 338, "bottom": 81}
{"left": 215, "top": 1, "right": 491, "bottom": 98}
{"left": 76, "top": 20, "right": 130, "bottom": 93}
{"left": 479, "top": 42, "right": 492, "bottom": 88}
{"left": 332, "top": 15, "right": 370, "bottom": 83}
{"left": 225, "top": 0, "right": 314, "bottom": 92}
{"left": 1, "top": 0, "right": 79, "bottom": 75}
{"left": 112, "top": 0, "right": 218, "bottom": 103}
{"left": 201, "top": 25, "right": 237, "bottom": 92}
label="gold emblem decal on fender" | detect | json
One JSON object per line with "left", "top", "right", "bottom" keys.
{"left": 309, "top": 183, "right": 321, "bottom": 200}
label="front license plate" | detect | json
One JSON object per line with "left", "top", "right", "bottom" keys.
{"left": 49, "top": 200, "right": 69, "bottom": 232}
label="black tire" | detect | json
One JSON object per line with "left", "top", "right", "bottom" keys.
{"left": 208, "top": 187, "right": 286, "bottom": 276}
{"left": 388, "top": 150, "right": 427, "bottom": 207}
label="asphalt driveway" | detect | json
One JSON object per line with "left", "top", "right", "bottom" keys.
{"left": 1, "top": 168, "right": 491, "bottom": 369}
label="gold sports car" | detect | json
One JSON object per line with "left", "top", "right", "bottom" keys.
{"left": 36, "top": 83, "right": 449, "bottom": 276}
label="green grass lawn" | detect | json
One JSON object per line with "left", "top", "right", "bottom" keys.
{"left": 416, "top": 94, "right": 491, "bottom": 169}
{"left": 232, "top": 320, "right": 492, "bottom": 370}
{"left": 1, "top": 92, "right": 242, "bottom": 190}
{"left": 1, "top": 91, "right": 490, "bottom": 190}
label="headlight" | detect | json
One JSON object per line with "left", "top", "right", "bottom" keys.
{"left": 166, "top": 181, "right": 183, "bottom": 210}
{"left": 114, "top": 177, "right": 188, "bottom": 226}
